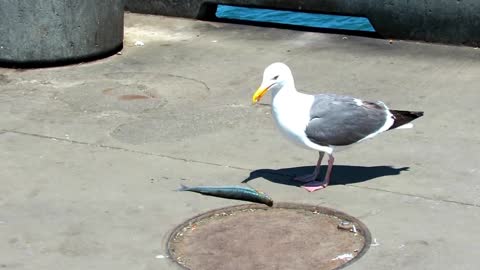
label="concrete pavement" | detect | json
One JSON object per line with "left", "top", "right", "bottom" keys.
{"left": 1, "top": 12, "right": 480, "bottom": 270}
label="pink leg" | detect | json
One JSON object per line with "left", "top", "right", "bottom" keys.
{"left": 302, "top": 154, "right": 335, "bottom": 192}
{"left": 294, "top": 152, "right": 324, "bottom": 183}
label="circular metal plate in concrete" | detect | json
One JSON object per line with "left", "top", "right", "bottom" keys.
{"left": 167, "top": 203, "right": 371, "bottom": 270}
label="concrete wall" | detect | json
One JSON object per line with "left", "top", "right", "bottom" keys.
{"left": 0, "top": 0, "right": 124, "bottom": 67}
{"left": 125, "top": 0, "right": 480, "bottom": 47}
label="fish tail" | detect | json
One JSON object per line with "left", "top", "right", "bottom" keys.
{"left": 176, "top": 184, "right": 190, "bottom": 191}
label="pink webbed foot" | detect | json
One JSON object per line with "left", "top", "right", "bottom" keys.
{"left": 301, "top": 181, "right": 328, "bottom": 192}
{"left": 301, "top": 154, "right": 334, "bottom": 192}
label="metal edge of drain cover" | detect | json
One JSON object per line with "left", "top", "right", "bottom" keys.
{"left": 166, "top": 202, "right": 372, "bottom": 270}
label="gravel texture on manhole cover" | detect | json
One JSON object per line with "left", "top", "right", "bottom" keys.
{"left": 167, "top": 203, "right": 371, "bottom": 270}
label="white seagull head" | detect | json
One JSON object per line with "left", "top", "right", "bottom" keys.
{"left": 252, "top": 62, "right": 295, "bottom": 103}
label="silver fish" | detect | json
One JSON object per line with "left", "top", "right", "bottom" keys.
{"left": 178, "top": 184, "right": 273, "bottom": 207}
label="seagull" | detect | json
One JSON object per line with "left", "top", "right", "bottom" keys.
{"left": 252, "top": 63, "right": 423, "bottom": 192}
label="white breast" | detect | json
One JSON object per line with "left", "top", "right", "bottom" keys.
{"left": 271, "top": 90, "right": 315, "bottom": 150}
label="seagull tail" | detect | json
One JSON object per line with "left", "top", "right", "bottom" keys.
{"left": 388, "top": 110, "right": 424, "bottom": 130}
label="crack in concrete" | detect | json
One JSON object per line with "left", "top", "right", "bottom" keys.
{"left": 166, "top": 73, "right": 211, "bottom": 93}
{"left": 4, "top": 129, "right": 479, "bottom": 209}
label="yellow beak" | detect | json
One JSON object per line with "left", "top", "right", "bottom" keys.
{"left": 252, "top": 85, "right": 270, "bottom": 103}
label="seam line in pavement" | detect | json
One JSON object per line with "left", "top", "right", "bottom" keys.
{"left": 4, "top": 130, "right": 251, "bottom": 171}
{"left": 4, "top": 129, "right": 478, "bottom": 208}
{"left": 257, "top": 170, "right": 480, "bottom": 208}
{"left": 347, "top": 185, "right": 479, "bottom": 208}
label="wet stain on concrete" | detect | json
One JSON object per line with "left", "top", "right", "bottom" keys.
{"left": 102, "top": 88, "right": 114, "bottom": 95}
{"left": 118, "top": 94, "right": 150, "bottom": 100}
{"left": 0, "top": 74, "right": 11, "bottom": 85}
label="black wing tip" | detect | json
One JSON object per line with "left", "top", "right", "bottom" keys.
{"left": 389, "top": 110, "right": 424, "bottom": 130}
{"left": 412, "top": 111, "right": 424, "bottom": 117}
{"left": 391, "top": 109, "right": 424, "bottom": 117}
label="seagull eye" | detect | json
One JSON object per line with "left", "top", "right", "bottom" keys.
{"left": 272, "top": 75, "right": 279, "bottom": 80}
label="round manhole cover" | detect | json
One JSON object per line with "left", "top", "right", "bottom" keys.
{"left": 167, "top": 203, "right": 371, "bottom": 270}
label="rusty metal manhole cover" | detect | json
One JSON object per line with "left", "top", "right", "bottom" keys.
{"left": 167, "top": 203, "right": 371, "bottom": 270}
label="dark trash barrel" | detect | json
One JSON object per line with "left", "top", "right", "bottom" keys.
{"left": 0, "top": 0, "right": 124, "bottom": 68}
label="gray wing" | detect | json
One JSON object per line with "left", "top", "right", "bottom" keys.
{"left": 305, "top": 94, "right": 389, "bottom": 146}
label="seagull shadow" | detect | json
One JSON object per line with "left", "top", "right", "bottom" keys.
{"left": 242, "top": 165, "right": 409, "bottom": 187}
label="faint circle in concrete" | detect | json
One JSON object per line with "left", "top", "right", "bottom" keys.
{"left": 58, "top": 80, "right": 167, "bottom": 114}
{"left": 167, "top": 203, "right": 371, "bottom": 270}
{"left": 103, "top": 72, "right": 211, "bottom": 103}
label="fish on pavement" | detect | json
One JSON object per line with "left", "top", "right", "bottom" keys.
{"left": 178, "top": 184, "right": 274, "bottom": 207}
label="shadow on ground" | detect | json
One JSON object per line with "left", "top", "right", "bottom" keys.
{"left": 242, "top": 165, "right": 409, "bottom": 186}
